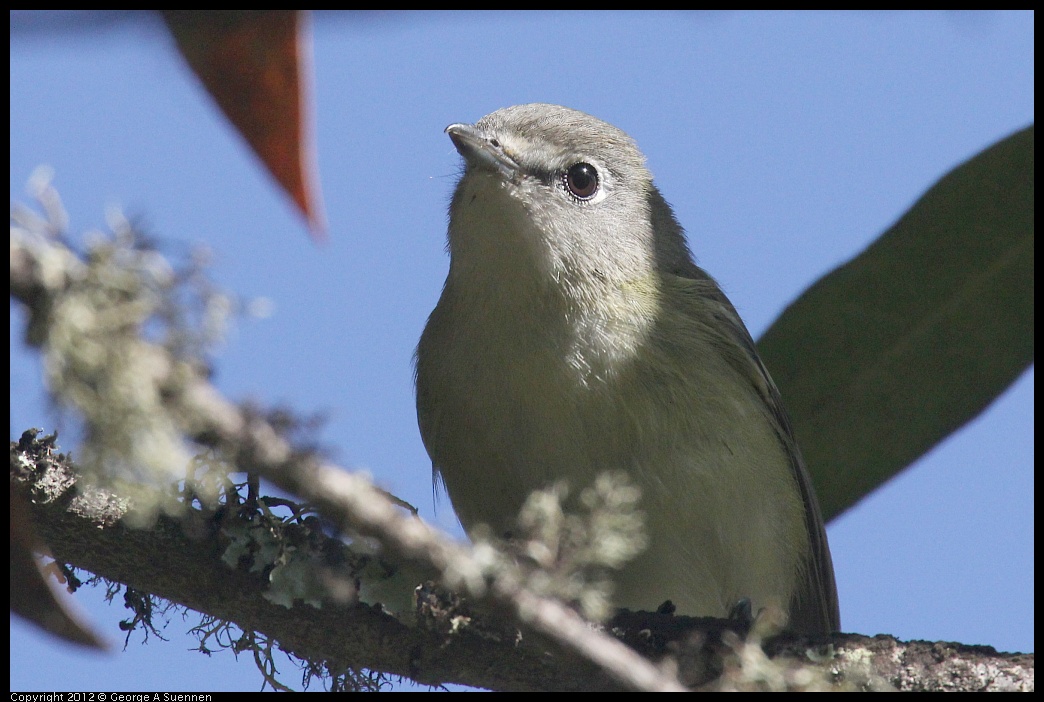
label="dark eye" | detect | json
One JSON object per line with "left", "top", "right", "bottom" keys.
{"left": 564, "top": 162, "right": 599, "bottom": 200}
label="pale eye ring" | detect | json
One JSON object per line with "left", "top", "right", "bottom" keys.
{"left": 563, "top": 162, "right": 599, "bottom": 200}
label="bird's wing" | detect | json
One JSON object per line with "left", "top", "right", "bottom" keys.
{"left": 667, "top": 270, "right": 841, "bottom": 634}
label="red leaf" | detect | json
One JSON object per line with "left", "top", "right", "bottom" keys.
{"left": 164, "top": 11, "right": 326, "bottom": 239}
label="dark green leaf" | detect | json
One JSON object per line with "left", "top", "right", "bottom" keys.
{"left": 759, "top": 125, "right": 1034, "bottom": 521}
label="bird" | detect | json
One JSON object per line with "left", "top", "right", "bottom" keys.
{"left": 415, "top": 103, "right": 840, "bottom": 635}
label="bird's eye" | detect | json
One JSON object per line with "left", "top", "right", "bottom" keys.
{"left": 563, "top": 162, "right": 599, "bottom": 200}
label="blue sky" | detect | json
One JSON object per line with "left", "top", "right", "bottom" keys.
{"left": 10, "top": 11, "right": 1033, "bottom": 691}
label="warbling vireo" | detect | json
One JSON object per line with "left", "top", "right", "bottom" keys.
{"left": 415, "top": 104, "right": 840, "bottom": 635}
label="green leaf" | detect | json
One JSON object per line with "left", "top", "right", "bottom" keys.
{"left": 758, "top": 125, "right": 1034, "bottom": 521}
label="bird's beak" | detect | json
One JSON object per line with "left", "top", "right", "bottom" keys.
{"left": 445, "top": 123, "right": 520, "bottom": 180}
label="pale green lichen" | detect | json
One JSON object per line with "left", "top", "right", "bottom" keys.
{"left": 12, "top": 169, "right": 248, "bottom": 525}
